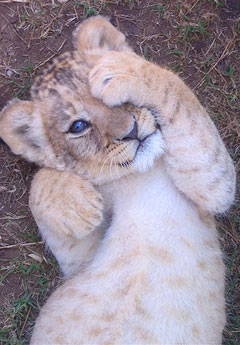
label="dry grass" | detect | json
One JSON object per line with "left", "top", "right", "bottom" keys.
{"left": 0, "top": 1, "right": 239, "bottom": 344}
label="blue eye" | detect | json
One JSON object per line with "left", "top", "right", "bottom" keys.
{"left": 69, "top": 120, "right": 89, "bottom": 134}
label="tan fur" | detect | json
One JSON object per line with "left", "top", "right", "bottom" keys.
{"left": 89, "top": 50, "right": 236, "bottom": 215}
{"left": 0, "top": 16, "right": 236, "bottom": 344}
{"left": 0, "top": 17, "right": 160, "bottom": 275}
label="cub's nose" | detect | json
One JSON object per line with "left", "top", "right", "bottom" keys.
{"left": 122, "top": 121, "right": 138, "bottom": 141}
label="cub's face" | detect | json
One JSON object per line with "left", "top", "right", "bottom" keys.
{"left": 0, "top": 17, "right": 164, "bottom": 184}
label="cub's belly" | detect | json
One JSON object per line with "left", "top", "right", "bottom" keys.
{"left": 122, "top": 249, "right": 225, "bottom": 344}
{"left": 31, "top": 233, "right": 225, "bottom": 345}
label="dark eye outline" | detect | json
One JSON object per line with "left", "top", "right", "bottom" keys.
{"left": 68, "top": 120, "right": 90, "bottom": 134}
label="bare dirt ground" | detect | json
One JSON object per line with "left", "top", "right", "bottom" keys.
{"left": 0, "top": 1, "right": 239, "bottom": 344}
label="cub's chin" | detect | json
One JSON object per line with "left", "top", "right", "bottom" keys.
{"left": 131, "top": 129, "right": 165, "bottom": 173}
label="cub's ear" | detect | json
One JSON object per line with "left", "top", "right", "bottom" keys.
{"left": 0, "top": 99, "right": 45, "bottom": 165}
{"left": 73, "top": 15, "right": 132, "bottom": 56}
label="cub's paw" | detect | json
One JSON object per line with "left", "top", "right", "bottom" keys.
{"left": 29, "top": 168, "right": 104, "bottom": 240}
{"left": 89, "top": 51, "right": 145, "bottom": 107}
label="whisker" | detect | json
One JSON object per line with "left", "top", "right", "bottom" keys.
{"left": 119, "top": 150, "right": 131, "bottom": 172}
{"left": 109, "top": 157, "right": 117, "bottom": 190}
{"left": 113, "top": 156, "right": 120, "bottom": 180}
{"left": 98, "top": 152, "right": 112, "bottom": 181}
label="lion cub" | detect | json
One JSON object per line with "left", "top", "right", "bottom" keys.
{"left": 0, "top": 16, "right": 235, "bottom": 344}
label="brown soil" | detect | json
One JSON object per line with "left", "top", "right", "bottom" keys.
{"left": 0, "top": 1, "right": 239, "bottom": 344}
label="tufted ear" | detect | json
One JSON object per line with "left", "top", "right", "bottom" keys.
{"left": 73, "top": 15, "right": 132, "bottom": 58}
{"left": 0, "top": 99, "right": 46, "bottom": 165}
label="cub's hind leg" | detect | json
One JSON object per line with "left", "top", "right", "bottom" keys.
{"left": 29, "top": 168, "right": 104, "bottom": 277}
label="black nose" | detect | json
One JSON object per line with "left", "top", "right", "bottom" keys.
{"left": 122, "top": 121, "right": 138, "bottom": 141}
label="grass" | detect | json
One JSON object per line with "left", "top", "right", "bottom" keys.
{"left": 0, "top": 0, "right": 239, "bottom": 344}
{"left": 0, "top": 247, "right": 58, "bottom": 343}
{"left": 74, "top": 1, "right": 99, "bottom": 17}
{"left": 152, "top": 4, "right": 165, "bottom": 15}
{"left": 177, "top": 21, "right": 208, "bottom": 39}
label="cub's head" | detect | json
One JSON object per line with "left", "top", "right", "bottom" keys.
{"left": 0, "top": 16, "right": 164, "bottom": 184}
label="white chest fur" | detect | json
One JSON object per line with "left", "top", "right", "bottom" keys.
{"left": 95, "top": 159, "right": 226, "bottom": 344}
{"left": 32, "top": 159, "right": 225, "bottom": 345}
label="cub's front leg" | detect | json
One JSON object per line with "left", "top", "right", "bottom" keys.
{"left": 30, "top": 168, "right": 104, "bottom": 278}
{"left": 89, "top": 52, "right": 236, "bottom": 214}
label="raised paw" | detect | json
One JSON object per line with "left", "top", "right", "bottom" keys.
{"left": 29, "top": 168, "right": 104, "bottom": 240}
{"left": 89, "top": 51, "right": 145, "bottom": 107}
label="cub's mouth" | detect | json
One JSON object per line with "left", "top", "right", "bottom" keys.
{"left": 119, "top": 123, "right": 165, "bottom": 173}
{"left": 92, "top": 108, "right": 165, "bottom": 182}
